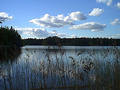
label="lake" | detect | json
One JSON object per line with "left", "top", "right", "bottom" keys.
{"left": 0, "top": 46, "right": 120, "bottom": 90}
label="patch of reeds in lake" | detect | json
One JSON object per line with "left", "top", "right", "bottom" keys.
{"left": 0, "top": 46, "right": 120, "bottom": 90}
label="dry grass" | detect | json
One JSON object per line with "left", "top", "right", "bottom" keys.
{"left": 0, "top": 46, "right": 120, "bottom": 90}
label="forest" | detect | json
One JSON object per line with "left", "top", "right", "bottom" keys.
{"left": 0, "top": 26, "right": 22, "bottom": 60}
{"left": 0, "top": 26, "right": 22, "bottom": 47}
{"left": 23, "top": 36, "right": 120, "bottom": 46}
{"left": 0, "top": 26, "right": 120, "bottom": 46}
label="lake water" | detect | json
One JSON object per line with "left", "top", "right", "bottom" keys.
{"left": 0, "top": 46, "right": 120, "bottom": 90}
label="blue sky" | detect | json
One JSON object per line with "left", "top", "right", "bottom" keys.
{"left": 0, "top": 0, "right": 120, "bottom": 38}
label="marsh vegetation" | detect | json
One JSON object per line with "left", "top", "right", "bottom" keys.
{"left": 0, "top": 46, "right": 120, "bottom": 90}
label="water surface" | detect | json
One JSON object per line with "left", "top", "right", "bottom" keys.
{"left": 0, "top": 46, "right": 120, "bottom": 90}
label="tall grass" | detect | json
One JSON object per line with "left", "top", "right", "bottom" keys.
{"left": 0, "top": 46, "right": 120, "bottom": 90}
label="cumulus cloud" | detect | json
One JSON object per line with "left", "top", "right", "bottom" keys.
{"left": 111, "top": 18, "right": 120, "bottom": 25}
{"left": 16, "top": 28, "right": 48, "bottom": 38}
{"left": 117, "top": 2, "right": 120, "bottom": 8}
{"left": 15, "top": 27, "right": 74, "bottom": 38}
{"left": 69, "top": 11, "right": 86, "bottom": 21}
{"left": 96, "top": 0, "right": 112, "bottom": 6}
{"left": 0, "top": 12, "right": 13, "bottom": 23}
{"left": 89, "top": 8, "right": 104, "bottom": 16}
{"left": 70, "top": 22, "right": 106, "bottom": 32}
{"left": 29, "top": 11, "right": 86, "bottom": 28}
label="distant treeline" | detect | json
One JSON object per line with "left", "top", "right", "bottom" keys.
{"left": 0, "top": 26, "right": 120, "bottom": 46}
{"left": 23, "top": 36, "right": 120, "bottom": 46}
{"left": 0, "top": 26, "right": 22, "bottom": 47}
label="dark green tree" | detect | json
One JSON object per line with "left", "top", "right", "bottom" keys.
{"left": 0, "top": 26, "right": 22, "bottom": 47}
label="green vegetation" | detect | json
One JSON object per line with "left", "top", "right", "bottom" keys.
{"left": 0, "top": 26, "right": 120, "bottom": 46}
{"left": 0, "top": 26, "right": 22, "bottom": 47}
{"left": 0, "top": 26, "right": 22, "bottom": 61}
{"left": 23, "top": 36, "right": 120, "bottom": 46}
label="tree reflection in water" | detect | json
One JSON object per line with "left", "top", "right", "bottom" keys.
{"left": 0, "top": 47, "right": 21, "bottom": 61}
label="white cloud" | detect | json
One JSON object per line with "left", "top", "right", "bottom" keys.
{"left": 69, "top": 11, "right": 86, "bottom": 21}
{"left": 96, "top": 0, "right": 112, "bottom": 6}
{"left": 15, "top": 27, "right": 74, "bottom": 38}
{"left": 89, "top": 8, "right": 104, "bottom": 16}
{"left": 111, "top": 18, "right": 120, "bottom": 25}
{"left": 0, "top": 12, "right": 13, "bottom": 23}
{"left": 117, "top": 2, "right": 120, "bottom": 8}
{"left": 29, "top": 11, "right": 86, "bottom": 28}
{"left": 111, "top": 34, "right": 120, "bottom": 38}
{"left": 16, "top": 28, "right": 48, "bottom": 38}
{"left": 70, "top": 22, "right": 106, "bottom": 32}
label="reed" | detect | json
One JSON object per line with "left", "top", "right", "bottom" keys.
{"left": 0, "top": 46, "right": 120, "bottom": 90}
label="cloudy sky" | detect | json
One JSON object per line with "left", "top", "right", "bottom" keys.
{"left": 0, "top": 0, "right": 120, "bottom": 38}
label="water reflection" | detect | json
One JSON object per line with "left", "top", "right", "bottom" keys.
{"left": 0, "top": 46, "right": 120, "bottom": 90}
{"left": 0, "top": 47, "right": 21, "bottom": 61}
